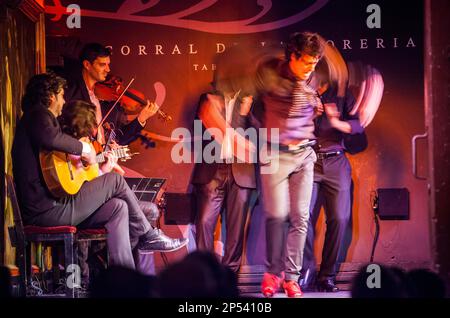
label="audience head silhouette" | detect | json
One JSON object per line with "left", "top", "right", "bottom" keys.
{"left": 0, "top": 267, "right": 12, "bottom": 298}
{"left": 351, "top": 263, "right": 447, "bottom": 298}
{"left": 90, "top": 266, "right": 157, "bottom": 298}
{"left": 407, "top": 268, "right": 446, "bottom": 298}
{"left": 158, "top": 251, "right": 239, "bottom": 298}
{"left": 351, "top": 264, "right": 409, "bottom": 298}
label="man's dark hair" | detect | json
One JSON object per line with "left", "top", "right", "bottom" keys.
{"left": 60, "top": 100, "right": 98, "bottom": 138}
{"left": 79, "top": 42, "right": 111, "bottom": 64}
{"left": 21, "top": 72, "right": 66, "bottom": 112}
{"left": 285, "top": 32, "right": 324, "bottom": 61}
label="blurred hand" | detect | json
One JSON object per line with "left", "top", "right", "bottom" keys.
{"left": 314, "top": 102, "right": 324, "bottom": 117}
{"left": 239, "top": 95, "right": 253, "bottom": 116}
{"left": 138, "top": 101, "right": 159, "bottom": 123}
{"left": 324, "top": 103, "right": 340, "bottom": 119}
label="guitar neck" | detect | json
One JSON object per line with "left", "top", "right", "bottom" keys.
{"left": 96, "top": 148, "right": 128, "bottom": 163}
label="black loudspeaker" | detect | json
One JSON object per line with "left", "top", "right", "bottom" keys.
{"left": 377, "top": 188, "right": 410, "bottom": 220}
{"left": 164, "top": 193, "right": 196, "bottom": 225}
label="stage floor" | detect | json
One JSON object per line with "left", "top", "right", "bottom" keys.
{"left": 241, "top": 291, "right": 351, "bottom": 298}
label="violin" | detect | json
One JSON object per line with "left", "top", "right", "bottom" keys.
{"left": 94, "top": 75, "right": 172, "bottom": 122}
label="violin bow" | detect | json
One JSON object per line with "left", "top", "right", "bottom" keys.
{"left": 98, "top": 77, "right": 135, "bottom": 129}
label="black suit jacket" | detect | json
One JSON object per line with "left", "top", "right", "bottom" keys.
{"left": 191, "top": 92, "right": 256, "bottom": 189}
{"left": 64, "top": 75, "right": 144, "bottom": 145}
{"left": 12, "top": 108, "right": 82, "bottom": 221}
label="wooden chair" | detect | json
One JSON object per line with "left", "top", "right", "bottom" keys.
{"left": 6, "top": 175, "right": 107, "bottom": 298}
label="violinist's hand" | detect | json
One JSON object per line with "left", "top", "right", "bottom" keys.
{"left": 100, "top": 151, "right": 118, "bottom": 174}
{"left": 137, "top": 101, "right": 159, "bottom": 125}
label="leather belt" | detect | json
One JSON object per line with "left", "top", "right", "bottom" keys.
{"left": 316, "top": 151, "right": 343, "bottom": 160}
{"left": 275, "top": 140, "right": 317, "bottom": 154}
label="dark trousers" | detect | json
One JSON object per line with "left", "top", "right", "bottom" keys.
{"left": 27, "top": 173, "right": 154, "bottom": 270}
{"left": 195, "top": 164, "right": 252, "bottom": 272}
{"left": 76, "top": 199, "right": 160, "bottom": 285}
{"left": 303, "top": 153, "right": 352, "bottom": 281}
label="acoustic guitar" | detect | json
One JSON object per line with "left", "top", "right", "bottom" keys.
{"left": 40, "top": 145, "right": 133, "bottom": 197}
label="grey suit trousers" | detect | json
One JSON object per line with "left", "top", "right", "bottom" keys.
{"left": 260, "top": 147, "right": 316, "bottom": 281}
{"left": 27, "top": 173, "right": 153, "bottom": 270}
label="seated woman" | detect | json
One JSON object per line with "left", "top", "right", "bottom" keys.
{"left": 59, "top": 100, "right": 124, "bottom": 175}
{"left": 59, "top": 100, "right": 162, "bottom": 288}
{"left": 59, "top": 100, "right": 160, "bottom": 223}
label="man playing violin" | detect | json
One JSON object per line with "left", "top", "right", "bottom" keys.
{"left": 64, "top": 42, "right": 157, "bottom": 146}
{"left": 12, "top": 73, "right": 188, "bottom": 288}
{"left": 63, "top": 43, "right": 167, "bottom": 287}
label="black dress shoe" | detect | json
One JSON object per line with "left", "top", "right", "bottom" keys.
{"left": 317, "top": 279, "right": 339, "bottom": 292}
{"left": 299, "top": 268, "right": 317, "bottom": 291}
{"left": 138, "top": 229, "right": 188, "bottom": 253}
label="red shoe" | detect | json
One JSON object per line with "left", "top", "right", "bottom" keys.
{"left": 283, "top": 280, "right": 303, "bottom": 298}
{"left": 261, "top": 272, "right": 281, "bottom": 297}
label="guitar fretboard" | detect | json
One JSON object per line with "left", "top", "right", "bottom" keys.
{"left": 96, "top": 148, "right": 129, "bottom": 163}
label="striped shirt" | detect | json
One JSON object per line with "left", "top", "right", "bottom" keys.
{"left": 261, "top": 61, "right": 319, "bottom": 144}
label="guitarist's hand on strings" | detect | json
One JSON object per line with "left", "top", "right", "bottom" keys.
{"left": 137, "top": 101, "right": 159, "bottom": 126}
{"left": 101, "top": 151, "right": 119, "bottom": 174}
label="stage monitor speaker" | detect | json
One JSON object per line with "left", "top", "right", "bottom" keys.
{"left": 125, "top": 177, "right": 166, "bottom": 203}
{"left": 164, "top": 192, "right": 196, "bottom": 225}
{"left": 377, "top": 188, "right": 410, "bottom": 220}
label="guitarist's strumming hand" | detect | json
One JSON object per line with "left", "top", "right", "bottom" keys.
{"left": 137, "top": 101, "right": 159, "bottom": 126}
{"left": 79, "top": 137, "right": 96, "bottom": 165}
